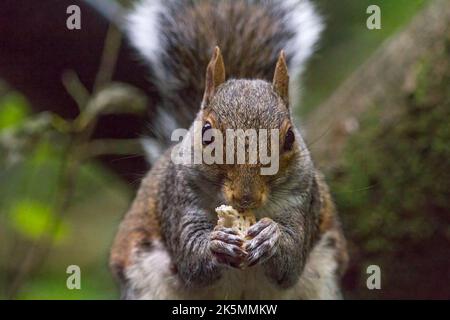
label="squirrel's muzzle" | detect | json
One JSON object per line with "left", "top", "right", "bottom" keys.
{"left": 223, "top": 168, "right": 268, "bottom": 211}
{"left": 233, "top": 194, "right": 260, "bottom": 211}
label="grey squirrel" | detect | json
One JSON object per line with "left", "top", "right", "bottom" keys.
{"left": 110, "top": 0, "right": 348, "bottom": 299}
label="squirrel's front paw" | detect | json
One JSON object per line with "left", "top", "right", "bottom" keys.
{"left": 244, "top": 218, "right": 280, "bottom": 267}
{"left": 210, "top": 227, "right": 247, "bottom": 268}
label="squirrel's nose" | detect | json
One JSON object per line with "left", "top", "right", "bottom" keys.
{"left": 233, "top": 194, "right": 260, "bottom": 210}
{"left": 240, "top": 195, "right": 253, "bottom": 206}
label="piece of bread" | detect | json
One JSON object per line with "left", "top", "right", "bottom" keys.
{"left": 215, "top": 204, "right": 256, "bottom": 237}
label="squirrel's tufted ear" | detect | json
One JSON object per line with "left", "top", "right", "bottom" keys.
{"left": 202, "top": 46, "right": 226, "bottom": 108}
{"left": 273, "top": 50, "right": 289, "bottom": 107}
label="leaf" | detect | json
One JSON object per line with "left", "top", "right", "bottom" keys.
{"left": 9, "top": 200, "right": 69, "bottom": 243}
{"left": 0, "top": 92, "right": 30, "bottom": 130}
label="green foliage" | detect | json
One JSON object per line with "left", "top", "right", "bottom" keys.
{"left": 9, "top": 200, "right": 69, "bottom": 243}
{"left": 0, "top": 79, "right": 140, "bottom": 299}
{"left": 0, "top": 92, "right": 30, "bottom": 129}
{"left": 0, "top": 137, "right": 130, "bottom": 299}
{"left": 16, "top": 267, "right": 118, "bottom": 300}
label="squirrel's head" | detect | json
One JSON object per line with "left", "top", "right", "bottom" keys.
{"left": 190, "top": 47, "right": 312, "bottom": 212}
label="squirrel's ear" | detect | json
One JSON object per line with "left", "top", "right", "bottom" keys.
{"left": 273, "top": 50, "right": 289, "bottom": 107}
{"left": 202, "top": 46, "right": 226, "bottom": 107}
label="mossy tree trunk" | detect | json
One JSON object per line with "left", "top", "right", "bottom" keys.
{"left": 304, "top": 0, "right": 450, "bottom": 298}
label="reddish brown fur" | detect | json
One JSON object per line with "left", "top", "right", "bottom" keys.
{"left": 316, "top": 172, "right": 349, "bottom": 276}
{"left": 110, "top": 161, "right": 164, "bottom": 280}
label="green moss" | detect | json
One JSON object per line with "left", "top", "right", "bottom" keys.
{"left": 331, "top": 36, "right": 450, "bottom": 298}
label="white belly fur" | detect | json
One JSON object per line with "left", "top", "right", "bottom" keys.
{"left": 125, "top": 232, "right": 342, "bottom": 300}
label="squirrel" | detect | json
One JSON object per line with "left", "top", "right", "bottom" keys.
{"left": 110, "top": 0, "right": 348, "bottom": 299}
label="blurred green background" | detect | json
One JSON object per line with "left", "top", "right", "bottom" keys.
{"left": 1, "top": 0, "right": 449, "bottom": 299}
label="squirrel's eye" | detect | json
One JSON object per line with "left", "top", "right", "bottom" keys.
{"left": 202, "top": 121, "right": 214, "bottom": 145}
{"left": 283, "top": 127, "right": 295, "bottom": 151}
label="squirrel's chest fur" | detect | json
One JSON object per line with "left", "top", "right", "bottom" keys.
{"left": 210, "top": 267, "right": 284, "bottom": 299}
{"left": 119, "top": 153, "right": 345, "bottom": 299}
{"left": 124, "top": 242, "right": 287, "bottom": 299}
{"left": 124, "top": 232, "right": 342, "bottom": 300}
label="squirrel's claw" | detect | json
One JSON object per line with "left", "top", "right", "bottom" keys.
{"left": 210, "top": 227, "right": 247, "bottom": 268}
{"left": 244, "top": 218, "right": 280, "bottom": 267}
{"left": 211, "top": 229, "right": 244, "bottom": 246}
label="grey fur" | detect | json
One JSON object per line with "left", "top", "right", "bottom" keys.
{"left": 115, "top": 0, "right": 347, "bottom": 300}
{"left": 127, "top": 0, "right": 323, "bottom": 160}
{"left": 141, "top": 79, "right": 321, "bottom": 290}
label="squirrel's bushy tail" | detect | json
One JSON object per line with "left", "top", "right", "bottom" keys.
{"left": 126, "top": 0, "right": 323, "bottom": 163}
